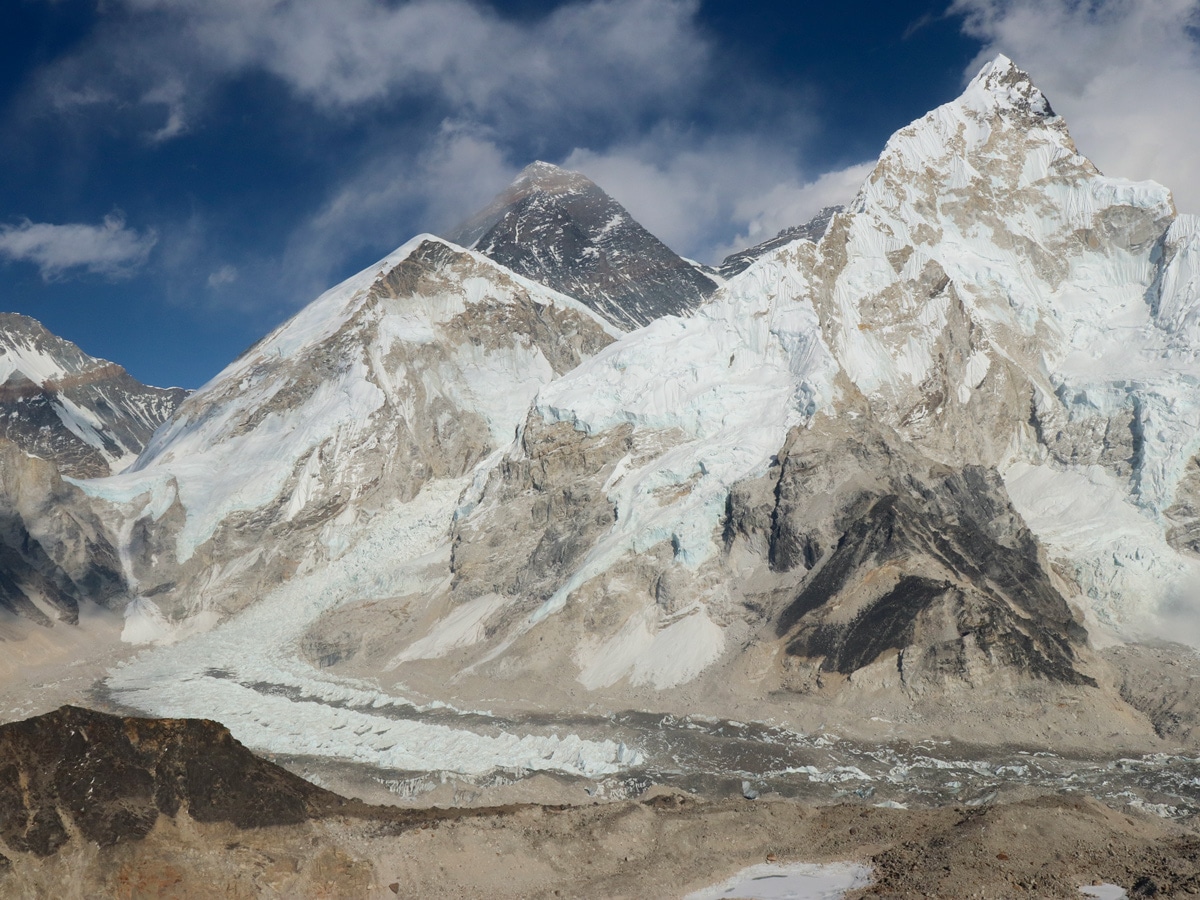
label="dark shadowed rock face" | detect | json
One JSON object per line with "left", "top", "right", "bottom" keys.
{"left": 446, "top": 162, "right": 717, "bottom": 330}
{"left": 0, "top": 313, "right": 187, "bottom": 478}
{"left": 0, "top": 706, "right": 346, "bottom": 857}
{"left": 0, "top": 441, "right": 124, "bottom": 627}
{"left": 725, "top": 417, "right": 1093, "bottom": 688}
{"left": 717, "top": 207, "right": 842, "bottom": 279}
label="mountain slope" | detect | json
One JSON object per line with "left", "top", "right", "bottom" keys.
{"left": 0, "top": 313, "right": 187, "bottom": 478}
{"left": 0, "top": 440, "right": 124, "bottom": 632}
{"left": 84, "top": 235, "right": 617, "bottom": 630}
{"left": 446, "top": 162, "right": 718, "bottom": 329}
{"left": 352, "top": 55, "right": 1200, "bottom": 721}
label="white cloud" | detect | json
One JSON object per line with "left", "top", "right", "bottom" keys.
{"left": 21, "top": 0, "right": 869, "bottom": 294}
{"left": 952, "top": 0, "right": 1200, "bottom": 213}
{"left": 41, "top": 0, "right": 709, "bottom": 144}
{"left": 564, "top": 134, "right": 871, "bottom": 264}
{"left": 0, "top": 213, "right": 156, "bottom": 279}
{"left": 207, "top": 264, "right": 238, "bottom": 288}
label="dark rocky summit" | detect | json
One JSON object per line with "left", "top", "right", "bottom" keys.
{"left": 446, "top": 162, "right": 718, "bottom": 330}
{"left": 0, "top": 706, "right": 346, "bottom": 856}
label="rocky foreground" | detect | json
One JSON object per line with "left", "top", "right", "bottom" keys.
{"left": 0, "top": 706, "right": 1195, "bottom": 899}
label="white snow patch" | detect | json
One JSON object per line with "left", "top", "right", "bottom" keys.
{"left": 684, "top": 861, "right": 872, "bottom": 900}
{"left": 389, "top": 593, "right": 508, "bottom": 665}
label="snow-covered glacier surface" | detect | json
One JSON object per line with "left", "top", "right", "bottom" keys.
{"left": 529, "top": 244, "right": 839, "bottom": 623}
{"left": 105, "top": 477, "right": 638, "bottom": 778}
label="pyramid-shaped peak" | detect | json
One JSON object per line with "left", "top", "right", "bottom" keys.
{"left": 510, "top": 160, "right": 597, "bottom": 194}
{"left": 963, "top": 53, "right": 1056, "bottom": 118}
{"left": 443, "top": 160, "right": 717, "bottom": 329}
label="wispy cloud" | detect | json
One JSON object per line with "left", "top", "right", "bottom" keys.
{"left": 564, "top": 134, "right": 871, "bottom": 264}
{"left": 37, "top": 0, "right": 710, "bottom": 145}
{"left": 0, "top": 213, "right": 156, "bottom": 280}
{"left": 951, "top": 0, "right": 1200, "bottom": 213}
{"left": 206, "top": 264, "right": 238, "bottom": 288}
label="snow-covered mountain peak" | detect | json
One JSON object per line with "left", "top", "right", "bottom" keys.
{"left": 0, "top": 312, "right": 186, "bottom": 477}
{"left": 510, "top": 160, "right": 593, "bottom": 195}
{"left": 91, "top": 231, "right": 617, "bottom": 619}
{"left": 967, "top": 53, "right": 1055, "bottom": 119}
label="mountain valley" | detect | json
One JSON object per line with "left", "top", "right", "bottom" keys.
{"left": 3, "top": 55, "right": 1200, "bottom": 897}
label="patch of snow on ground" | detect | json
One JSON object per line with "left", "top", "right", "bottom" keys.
{"left": 1080, "top": 885, "right": 1128, "bottom": 899}
{"left": 684, "top": 861, "right": 872, "bottom": 900}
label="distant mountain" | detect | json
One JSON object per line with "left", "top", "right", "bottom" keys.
{"left": 446, "top": 161, "right": 718, "bottom": 329}
{"left": 0, "top": 314, "right": 187, "bottom": 478}
{"left": 718, "top": 206, "right": 842, "bottom": 278}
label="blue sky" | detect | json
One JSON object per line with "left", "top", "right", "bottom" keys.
{"left": 1, "top": 0, "right": 1198, "bottom": 390}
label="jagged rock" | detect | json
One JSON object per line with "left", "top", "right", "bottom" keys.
{"left": 446, "top": 161, "right": 718, "bottom": 329}
{"left": 0, "top": 313, "right": 186, "bottom": 477}
{"left": 733, "top": 418, "right": 1091, "bottom": 688}
{"left": 717, "top": 206, "right": 841, "bottom": 279}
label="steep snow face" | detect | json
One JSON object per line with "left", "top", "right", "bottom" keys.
{"left": 533, "top": 242, "right": 837, "bottom": 579}
{"left": 0, "top": 313, "right": 186, "bottom": 478}
{"left": 798, "top": 55, "right": 1200, "bottom": 634}
{"left": 82, "top": 235, "right": 616, "bottom": 620}
{"left": 828, "top": 54, "right": 1173, "bottom": 438}
{"left": 411, "top": 55, "right": 1200, "bottom": 698}
{"left": 446, "top": 162, "right": 718, "bottom": 330}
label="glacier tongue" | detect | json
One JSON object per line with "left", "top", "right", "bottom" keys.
{"left": 105, "top": 477, "right": 636, "bottom": 778}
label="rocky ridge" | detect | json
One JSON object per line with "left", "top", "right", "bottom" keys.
{"left": 0, "top": 312, "right": 186, "bottom": 478}
{"left": 717, "top": 205, "right": 842, "bottom": 278}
